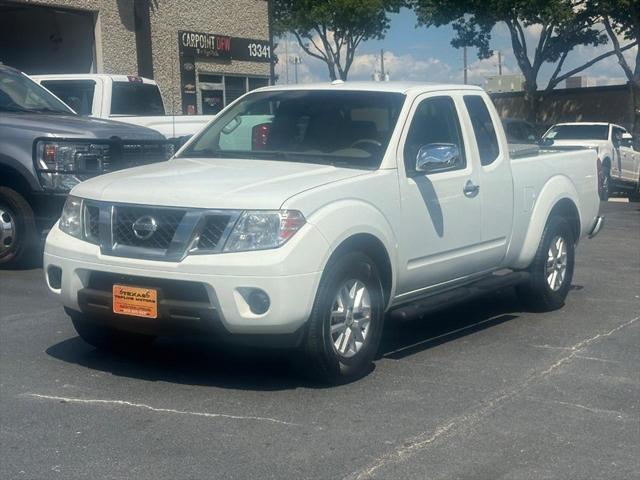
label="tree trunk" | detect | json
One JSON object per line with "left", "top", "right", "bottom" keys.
{"left": 523, "top": 84, "right": 540, "bottom": 124}
{"left": 326, "top": 63, "right": 337, "bottom": 81}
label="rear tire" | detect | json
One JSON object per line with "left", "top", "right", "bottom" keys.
{"left": 516, "top": 216, "right": 575, "bottom": 312}
{"left": 70, "top": 312, "right": 156, "bottom": 351}
{"left": 302, "top": 252, "right": 384, "bottom": 384}
{"left": 0, "top": 186, "right": 38, "bottom": 269}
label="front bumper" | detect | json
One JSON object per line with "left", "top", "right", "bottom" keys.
{"left": 44, "top": 222, "right": 328, "bottom": 336}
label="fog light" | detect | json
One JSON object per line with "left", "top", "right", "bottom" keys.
{"left": 47, "top": 266, "right": 62, "bottom": 289}
{"left": 247, "top": 289, "right": 270, "bottom": 315}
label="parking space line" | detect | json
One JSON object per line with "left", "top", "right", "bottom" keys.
{"left": 345, "top": 315, "right": 639, "bottom": 480}
{"left": 22, "top": 393, "right": 301, "bottom": 427}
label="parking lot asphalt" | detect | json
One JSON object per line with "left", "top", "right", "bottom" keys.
{"left": 1, "top": 201, "right": 638, "bottom": 480}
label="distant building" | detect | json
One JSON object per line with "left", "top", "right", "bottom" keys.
{"left": 0, "top": 0, "right": 272, "bottom": 115}
{"left": 565, "top": 76, "right": 597, "bottom": 89}
{"left": 485, "top": 74, "right": 525, "bottom": 93}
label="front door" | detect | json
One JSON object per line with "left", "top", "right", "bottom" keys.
{"left": 395, "top": 93, "right": 483, "bottom": 298}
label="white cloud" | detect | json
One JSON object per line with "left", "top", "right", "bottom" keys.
{"left": 274, "top": 37, "right": 322, "bottom": 84}
{"left": 349, "top": 51, "right": 452, "bottom": 82}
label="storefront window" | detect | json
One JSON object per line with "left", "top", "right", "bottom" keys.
{"left": 197, "top": 74, "right": 270, "bottom": 114}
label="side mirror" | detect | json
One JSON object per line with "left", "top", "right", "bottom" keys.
{"left": 416, "top": 143, "right": 460, "bottom": 173}
{"left": 538, "top": 137, "right": 553, "bottom": 147}
{"left": 621, "top": 132, "right": 633, "bottom": 148}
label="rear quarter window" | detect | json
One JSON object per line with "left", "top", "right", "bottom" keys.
{"left": 464, "top": 95, "right": 500, "bottom": 166}
{"left": 111, "top": 82, "right": 165, "bottom": 116}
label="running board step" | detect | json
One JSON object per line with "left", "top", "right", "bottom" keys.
{"left": 390, "top": 271, "right": 530, "bottom": 321}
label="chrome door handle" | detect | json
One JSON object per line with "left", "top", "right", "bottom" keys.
{"left": 463, "top": 180, "right": 480, "bottom": 197}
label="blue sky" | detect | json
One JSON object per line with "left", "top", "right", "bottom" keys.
{"left": 275, "top": 8, "right": 634, "bottom": 88}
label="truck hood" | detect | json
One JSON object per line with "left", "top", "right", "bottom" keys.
{"left": 71, "top": 157, "right": 370, "bottom": 210}
{"left": 545, "top": 139, "right": 607, "bottom": 150}
{"left": 0, "top": 112, "right": 164, "bottom": 140}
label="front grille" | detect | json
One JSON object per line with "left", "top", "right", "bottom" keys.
{"left": 84, "top": 204, "right": 100, "bottom": 243}
{"left": 113, "top": 206, "right": 185, "bottom": 250}
{"left": 197, "top": 215, "right": 231, "bottom": 250}
{"left": 103, "top": 141, "right": 173, "bottom": 172}
{"left": 84, "top": 201, "right": 241, "bottom": 261}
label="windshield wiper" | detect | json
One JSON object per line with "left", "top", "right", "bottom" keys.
{"left": 0, "top": 105, "right": 33, "bottom": 113}
{"left": 0, "top": 105, "right": 69, "bottom": 114}
{"left": 30, "top": 107, "right": 71, "bottom": 115}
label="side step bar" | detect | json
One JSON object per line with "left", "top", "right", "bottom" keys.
{"left": 390, "top": 271, "right": 530, "bottom": 321}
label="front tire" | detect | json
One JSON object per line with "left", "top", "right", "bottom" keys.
{"left": 69, "top": 311, "right": 156, "bottom": 351}
{"left": 516, "top": 216, "right": 575, "bottom": 312}
{"left": 302, "top": 252, "right": 384, "bottom": 384}
{"left": 0, "top": 186, "right": 38, "bottom": 268}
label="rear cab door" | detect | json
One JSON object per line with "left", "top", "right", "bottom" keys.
{"left": 460, "top": 93, "right": 514, "bottom": 269}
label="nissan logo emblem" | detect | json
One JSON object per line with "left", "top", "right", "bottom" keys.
{"left": 132, "top": 215, "right": 158, "bottom": 240}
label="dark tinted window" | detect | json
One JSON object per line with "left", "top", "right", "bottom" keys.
{"left": 41, "top": 80, "right": 95, "bottom": 115}
{"left": 111, "top": 82, "right": 165, "bottom": 116}
{"left": 464, "top": 95, "right": 500, "bottom": 165}
{"left": 248, "top": 77, "right": 269, "bottom": 91}
{"left": 404, "top": 96, "right": 466, "bottom": 174}
{"left": 182, "top": 90, "right": 405, "bottom": 169}
{"left": 544, "top": 125, "right": 609, "bottom": 141}
{"left": 224, "top": 76, "right": 247, "bottom": 105}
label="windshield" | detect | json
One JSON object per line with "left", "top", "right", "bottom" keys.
{"left": 180, "top": 90, "right": 406, "bottom": 168}
{"left": 111, "top": 82, "right": 165, "bottom": 116}
{"left": 544, "top": 124, "right": 609, "bottom": 141}
{"left": 0, "top": 68, "right": 74, "bottom": 114}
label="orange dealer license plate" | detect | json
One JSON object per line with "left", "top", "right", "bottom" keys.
{"left": 112, "top": 285, "right": 158, "bottom": 319}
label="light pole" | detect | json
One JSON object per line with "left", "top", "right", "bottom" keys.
{"left": 291, "top": 56, "right": 302, "bottom": 83}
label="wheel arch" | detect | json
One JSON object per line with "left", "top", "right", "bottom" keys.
{"left": 513, "top": 175, "right": 583, "bottom": 270}
{"left": 307, "top": 199, "right": 398, "bottom": 310}
{"left": 326, "top": 233, "right": 394, "bottom": 310}
{"left": 0, "top": 155, "right": 39, "bottom": 197}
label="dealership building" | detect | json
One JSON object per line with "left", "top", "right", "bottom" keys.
{"left": 0, "top": 0, "right": 272, "bottom": 114}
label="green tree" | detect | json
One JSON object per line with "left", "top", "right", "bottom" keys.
{"left": 595, "top": 0, "right": 640, "bottom": 141}
{"left": 273, "top": 0, "right": 403, "bottom": 81}
{"left": 412, "top": 0, "right": 637, "bottom": 122}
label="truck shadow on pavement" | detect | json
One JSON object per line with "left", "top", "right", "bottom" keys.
{"left": 45, "top": 288, "right": 524, "bottom": 391}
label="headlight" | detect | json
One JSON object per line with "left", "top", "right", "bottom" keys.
{"left": 35, "top": 140, "right": 111, "bottom": 192}
{"left": 59, "top": 196, "right": 83, "bottom": 238}
{"left": 223, "top": 210, "right": 306, "bottom": 252}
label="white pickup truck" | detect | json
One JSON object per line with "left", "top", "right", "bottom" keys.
{"left": 541, "top": 122, "right": 640, "bottom": 200}
{"left": 32, "top": 74, "right": 215, "bottom": 140}
{"left": 44, "top": 82, "right": 603, "bottom": 383}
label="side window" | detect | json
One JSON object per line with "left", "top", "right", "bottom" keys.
{"left": 612, "top": 126, "right": 631, "bottom": 148}
{"left": 464, "top": 95, "right": 500, "bottom": 166}
{"left": 41, "top": 80, "right": 95, "bottom": 115}
{"left": 403, "top": 96, "right": 466, "bottom": 175}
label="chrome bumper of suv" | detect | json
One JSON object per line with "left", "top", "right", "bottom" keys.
{"left": 588, "top": 215, "right": 605, "bottom": 239}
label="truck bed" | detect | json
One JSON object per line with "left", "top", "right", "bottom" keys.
{"left": 506, "top": 148, "right": 600, "bottom": 269}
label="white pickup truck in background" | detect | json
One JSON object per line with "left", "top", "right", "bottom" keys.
{"left": 44, "top": 82, "right": 603, "bottom": 383}
{"left": 32, "top": 74, "right": 215, "bottom": 140}
{"left": 541, "top": 122, "right": 640, "bottom": 200}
